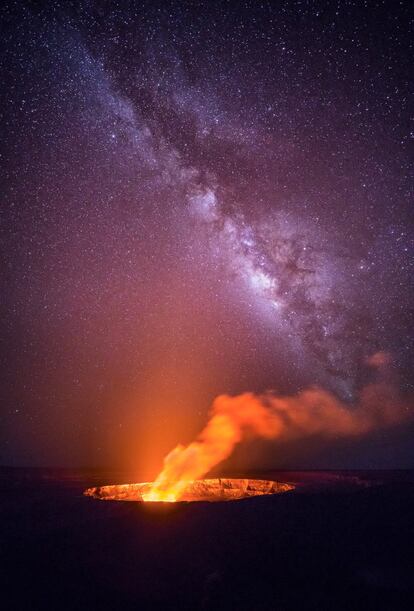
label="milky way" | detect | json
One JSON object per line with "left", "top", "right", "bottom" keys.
{"left": 1, "top": 1, "right": 413, "bottom": 469}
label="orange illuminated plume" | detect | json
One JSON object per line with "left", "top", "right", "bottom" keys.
{"left": 142, "top": 359, "right": 411, "bottom": 501}
{"left": 142, "top": 393, "right": 281, "bottom": 502}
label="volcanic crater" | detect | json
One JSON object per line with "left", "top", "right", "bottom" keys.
{"left": 84, "top": 478, "right": 295, "bottom": 503}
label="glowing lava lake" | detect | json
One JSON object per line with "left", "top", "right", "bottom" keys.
{"left": 84, "top": 478, "right": 295, "bottom": 503}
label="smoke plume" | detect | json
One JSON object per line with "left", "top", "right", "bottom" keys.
{"left": 145, "top": 354, "right": 412, "bottom": 501}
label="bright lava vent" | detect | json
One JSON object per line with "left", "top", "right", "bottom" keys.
{"left": 84, "top": 478, "right": 295, "bottom": 503}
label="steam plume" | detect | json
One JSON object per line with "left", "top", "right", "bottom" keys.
{"left": 145, "top": 354, "right": 412, "bottom": 501}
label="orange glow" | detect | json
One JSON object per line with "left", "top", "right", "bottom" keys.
{"left": 85, "top": 354, "right": 410, "bottom": 503}
{"left": 142, "top": 394, "right": 281, "bottom": 502}
{"left": 143, "top": 370, "right": 411, "bottom": 501}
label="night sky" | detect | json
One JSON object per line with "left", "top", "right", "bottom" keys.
{"left": 1, "top": 1, "right": 413, "bottom": 473}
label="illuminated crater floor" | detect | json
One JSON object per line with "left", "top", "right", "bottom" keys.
{"left": 84, "top": 478, "right": 295, "bottom": 503}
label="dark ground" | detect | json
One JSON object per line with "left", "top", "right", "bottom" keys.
{"left": 1, "top": 468, "right": 414, "bottom": 610}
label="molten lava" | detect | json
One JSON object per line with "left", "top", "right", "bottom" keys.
{"left": 84, "top": 478, "right": 294, "bottom": 503}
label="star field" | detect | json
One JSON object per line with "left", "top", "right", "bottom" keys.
{"left": 1, "top": 0, "right": 413, "bottom": 470}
